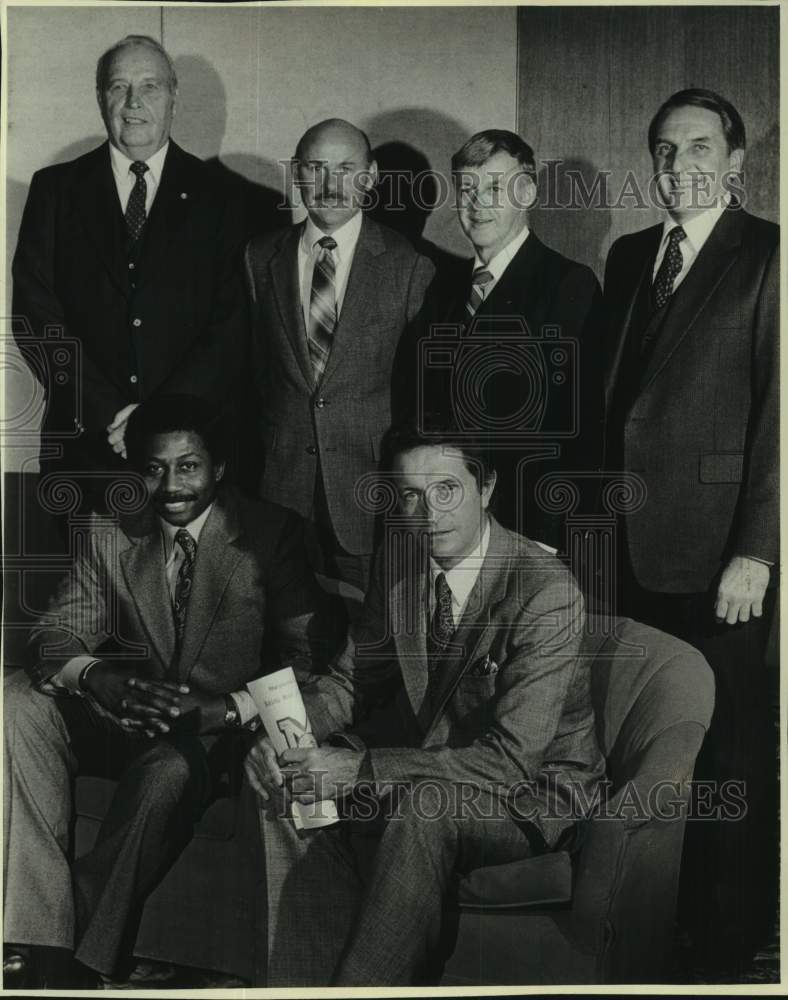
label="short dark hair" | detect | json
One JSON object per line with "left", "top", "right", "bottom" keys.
{"left": 125, "top": 395, "right": 227, "bottom": 470}
{"left": 381, "top": 417, "right": 496, "bottom": 494}
{"left": 648, "top": 88, "right": 746, "bottom": 154}
{"left": 451, "top": 129, "right": 536, "bottom": 178}
{"left": 96, "top": 35, "right": 178, "bottom": 94}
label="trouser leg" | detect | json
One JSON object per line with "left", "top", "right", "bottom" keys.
{"left": 260, "top": 795, "right": 363, "bottom": 986}
{"left": 336, "top": 783, "right": 534, "bottom": 986}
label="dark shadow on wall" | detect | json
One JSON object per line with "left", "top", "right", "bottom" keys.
{"left": 173, "top": 53, "right": 291, "bottom": 238}
{"left": 531, "top": 157, "right": 612, "bottom": 282}
{"left": 366, "top": 107, "right": 470, "bottom": 279}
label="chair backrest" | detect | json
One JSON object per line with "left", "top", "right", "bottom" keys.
{"left": 582, "top": 615, "right": 714, "bottom": 788}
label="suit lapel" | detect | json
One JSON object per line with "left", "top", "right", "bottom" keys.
{"left": 176, "top": 493, "right": 245, "bottom": 684}
{"left": 604, "top": 229, "right": 661, "bottom": 408}
{"left": 391, "top": 550, "right": 430, "bottom": 724}
{"left": 422, "top": 518, "right": 512, "bottom": 739}
{"left": 639, "top": 208, "right": 744, "bottom": 390}
{"left": 120, "top": 514, "right": 175, "bottom": 673}
{"left": 270, "top": 224, "right": 315, "bottom": 389}
{"left": 76, "top": 143, "right": 129, "bottom": 297}
{"left": 476, "top": 233, "right": 544, "bottom": 329}
{"left": 320, "top": 215, "right": 387, "bottom": 385}
{"left": 137, "top": 143, "right": 198, "bottom": 283}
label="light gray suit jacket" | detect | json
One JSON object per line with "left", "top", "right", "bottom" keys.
{"left": 304, "top": 516, "right": 605, "bottom": 847}
{"left": 245, "top": 215, "right": 435, "bottom": 555}
{"left": 26, "top": 488, "right": 340, "bottom": 692}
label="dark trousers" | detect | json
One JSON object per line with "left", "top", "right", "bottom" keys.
{"left": 618, "top": 555, "right": 779, "bottom": 970}
{"left": 3, "top": 671, "right": 214, "bottom": 976}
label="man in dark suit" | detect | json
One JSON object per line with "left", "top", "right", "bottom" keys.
{"left": 418, "top": 130, "right": 603, "bottom": 551}
{"left": 246, "top": 419, "right": 604, "bottom": 986}
{"left": 245, "top": 119, "right": 435, "bottom": 595}
{"left": 12, "top": 35, "right": 247, "bottom": 494}
{"left": 3, "top": 395, "right": 339, "bottom": 988}
{"left": 602, "top": 89, "right": 778, "bottom": 975}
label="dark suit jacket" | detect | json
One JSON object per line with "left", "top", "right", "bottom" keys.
{"left": 420, "top": 232, "right": 603, "bottom": 548}
{"left": 304, "top": 516, "right": 605, "bottom": 848}
{"left": 603, "top": 207, "right": 779, "bottom": 592}
{"left": 26, "top": 488, "right": 340, "bottom": 692}
{"left": 244, "top": 215, "right": 435, "bottom": 555}
{"left": 12, "top": 141, "right": 248, "bottom": 466}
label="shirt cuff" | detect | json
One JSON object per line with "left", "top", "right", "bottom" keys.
{"left": 229, "top": 690, "right": 261, "bottom": 730}
{"left": 53, "top": 655, "right": 101, "bottom": 694}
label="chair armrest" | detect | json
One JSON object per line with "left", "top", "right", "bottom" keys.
{"left": 568, "top": 721, "right": 706, "bottom": 982}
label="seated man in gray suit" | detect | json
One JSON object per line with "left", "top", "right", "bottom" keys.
{"left": 3, "top": 394, "right": 340, "bottom": 988}
{"left": 246, "top": 418, "right": 605, "bottom": 986}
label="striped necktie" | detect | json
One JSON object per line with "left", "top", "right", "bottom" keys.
{"left": 652, "top": 225, "right": 687, "bottom": 309}
{"left": 308, "top": 236, "right": 338, "bottom": 383}
{"left": 427, "top": 571, "right": 455, "bottom": 666}
{"left": 125, "top": 161, "right": 149, "bottom": 243}
{"left": 172, "top": 528, "right": 197, "bottom": 657}
{"left": 465, "top": 266, "right": 494, "bottom": 324}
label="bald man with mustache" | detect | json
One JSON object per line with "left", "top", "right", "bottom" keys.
{"left": 245, "top": 119, "right": 435, "bottom": 596}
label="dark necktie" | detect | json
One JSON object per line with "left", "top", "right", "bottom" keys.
{"left": 125, "top": 161, "right": 149, "bottom": 243}
{"left": 308, "top": 236, "right": 338, "bottom": 383}
{"left": 172, "top": 528, "right": 197, "bottom": 654}
{"left": 652, "top": 224, "right": 687, "bottom": 309}
{"left": 427, "top": 572, "right": 455, "bottom": 665}
{"left": 465, "top": 266, "right": 494, "bottom": 324}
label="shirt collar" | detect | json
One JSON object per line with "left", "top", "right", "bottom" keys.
{"left": 109, "top": 140, "right": 170, "bottom": 188}
{"left": 430, "top": 518, "right": 491, "bottom": 612}
{"left": 473, "top": 224, "right": 530, "bottom": 282}
{"left": 301, "top": 210, "right": 363, "bottom": 261}
{"left": 159, "top": 501, "right": 213, "bottom": 561}
{"left": 662, "top": 190, "right": 730, "bottom": 256}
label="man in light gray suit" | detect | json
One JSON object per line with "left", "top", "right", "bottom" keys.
{"left": 246, "top": 419, "right": 604, "bottom": 986}
{"left": 245, "top": 119, "right": 435, "bottom": 595}
{"left": 3, "top": 395, "right": 338, "bottom": 988}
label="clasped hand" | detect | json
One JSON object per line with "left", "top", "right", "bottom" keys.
{"left": 83, "top": 662, "right": 219, "bottom": 737}
{"left": 244, "top": 734, "right": 362, "bottom": 804}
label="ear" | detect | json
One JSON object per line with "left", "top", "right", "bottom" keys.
{"left": 514, "top": 172, "right": 538, "bottom": 212}
{"left": 729, "top": 147, "right": 744, "bottom": 173}
{"left": 481, "top": 470, "right": 497, "bottom": 509}
{"left": 215, "top": 461, "right": 226, "bottom": 483}
{"left": 361, "top": 159, "right": 379, "bottom": 191}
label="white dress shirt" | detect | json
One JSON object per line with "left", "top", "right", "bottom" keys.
{"left": 298, "top": 210, "right": 363, "bottom": 330}
{"left": 472, "top": 223, "right": 530, "bottom": 301}
{"left": 428, "top": 520, "right": 491, "bottom": 627}
{"left": 109, "top": 140, "right": 169, "bottom": 215}
{"left": 652, "top": 193, "right": 730, "bottom": 291}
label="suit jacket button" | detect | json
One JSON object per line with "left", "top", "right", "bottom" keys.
{"left": 315, "top": 397, "right": 327, "bottom": 409}
{"left": 306, "top": 445, "right": 317, "bottom": 455}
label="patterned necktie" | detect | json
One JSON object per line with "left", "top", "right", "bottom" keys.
{"left": 465, "top": 266, "right": 494, "bottom": 324}
{"left": 307, "top": 236, "right": 338, "bottom": 383}
{"left": 427, "top": 572, "right": 455, "bottom": 665}
{"left": 172, "top": 528, "right": 197, "bottom": 654}
{"left": 125, "top": 161, "right": 149, "bottom": 243}
{"left": 652, "top": 225, "right": 687, "bottom": 309}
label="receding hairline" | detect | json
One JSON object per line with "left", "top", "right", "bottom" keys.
{"left": 294, "top": 118, "right": 373, "bottom": 163}
{"left": 96, "top": 35, "right": 178, "bottom": 93}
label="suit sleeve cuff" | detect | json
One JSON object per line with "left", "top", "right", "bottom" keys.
{"left": 229, "top": 690, "right": 262, "bottom": 731}
{"left": 55, "top": 655, "right": 101, "bottom": 694}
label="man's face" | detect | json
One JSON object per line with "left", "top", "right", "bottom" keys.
{"left": 393, "top": 445, "right": 496, "bottom": 570}
{"left": 455, "top": 150, "right": 535, "bottom": 264}
{"left": 98, "top": 44, "right": 176, "bottom": 161}
{"left": 652, "top": 105, "right": 743, "bottom": 221}
{"left": 295, "top": 126, "right": 377, "bottom": 233}
{"left": 140, "top": 431, "right": 224, "bottom": 527}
